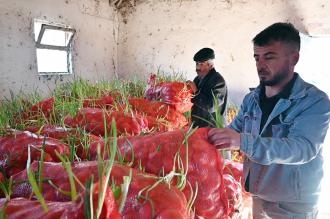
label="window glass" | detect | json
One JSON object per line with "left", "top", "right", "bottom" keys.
{"left": 33, "top": 19, "right": 75, "bottom": 75}
{"left": 36, "top": 49, "right": 68, "bottom": 73}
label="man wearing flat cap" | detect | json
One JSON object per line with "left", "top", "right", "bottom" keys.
{"left": 187, "top": 47, "right": 228, "bottom": 128}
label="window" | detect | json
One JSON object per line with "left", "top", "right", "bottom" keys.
{"left": 33, "top": 19, "right": 75, "bottom": 75}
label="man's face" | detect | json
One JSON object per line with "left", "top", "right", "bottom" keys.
{"left": 196, "top": 61, "right": 212, "bottom": 78}
{"left": 253, "top": 41, "right": 298, "bottom": 86}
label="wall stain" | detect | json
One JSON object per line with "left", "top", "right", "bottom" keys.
{"left": 94, "top": 0, "right": 101, "bottom": 15}
{"left": 230, "top": 54, "right": 235, "bottom": 62}
{"left": 38, "top": 74, "right": 65, "bottom": 83}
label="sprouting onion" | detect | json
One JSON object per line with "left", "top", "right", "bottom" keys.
{"left": 26, "top": 144, "right": 48, "bottom": 212}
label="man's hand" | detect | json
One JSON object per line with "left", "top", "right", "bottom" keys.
{"left": 208, "top": 128, "right": 241, "bottom": 150}
{"left": 186, "top": 80, "right": 197, "bottom": 93}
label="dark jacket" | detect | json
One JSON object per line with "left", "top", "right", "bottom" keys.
{"left": 191, "top": 68, "right": 227, "bottom": 127}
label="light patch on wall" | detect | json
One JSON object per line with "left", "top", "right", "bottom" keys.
{"left": 33, "top": 19, "right": 75, "bottom": 75}
{"left": 296, "top": 33, "right": 330, "bottom": 214}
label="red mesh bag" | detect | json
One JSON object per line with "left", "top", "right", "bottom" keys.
{"left": 128, "top": 98, "right": 188, "bottom": 130}
{"left": 1, "top": 178, "right": 120, "bottom": 219}
{"left": 11, "top": 161, "right": 192, "bottom": 219}
{"left": 26, "top": 125, "right": 75, "bottom": 140}
{"left": 25, "top": 125, "right": 106, "bottom": 160}
{"left": 0, "top": 130, "right": 69, "bottom": 176}
{"left": 0, "top": 172, "right": 4, "bottom": 183}
{"left": 0, "top": 197, "right": 85, "bottom": 219}
{"left": 145, "top": 74, "right": 193, "bottom": 113}
{"left": 22, "top": 97, "right": 55, "bottom": 120}
{"left": 115, "top": 128, "right": 229, "bottom": 218}
{"left": 223, "top": 173, "right": 243, "bottom": 217}
{"left": 64, "top": 108, "right": 148, "bottom": 136}
{"left": 223, "top": 159, "right": 243, "bottom": 183}
{"left": 83, "top": 95, "right": 114, "bottom": 108}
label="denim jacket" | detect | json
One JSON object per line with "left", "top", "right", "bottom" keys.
{"left": 229, "top": 74, "right": 330, "bottom": 204}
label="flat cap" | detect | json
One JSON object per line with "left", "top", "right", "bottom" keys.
{"left": 193, "top": 48, "right": 215, "bottom": 62}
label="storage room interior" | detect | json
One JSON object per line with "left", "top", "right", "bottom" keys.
{"left": 0, "top": 0, "right": 329, "bottom": 218}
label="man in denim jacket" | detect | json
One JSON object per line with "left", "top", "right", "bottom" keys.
{"left": 208, "top": 23, "right": 330, "bottom": 218}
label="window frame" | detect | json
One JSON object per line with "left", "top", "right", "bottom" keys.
{"left": 34, "top": 20, "right": 76, "bottom": 75}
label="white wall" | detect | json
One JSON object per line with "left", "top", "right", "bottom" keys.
{"left": 296, "top": 34, "right": 330, "bottom": 96}
{"left": 296, "top": 34, "right": 330, "bottom": 213}
{"left": 117, "top": 0, "right": 330, "bottom": 105}
{"left": 1, "top": 0, "right": 329, "bottom": 104}
{"left": 0, "top": 0, "right": 119, "bottom": 99}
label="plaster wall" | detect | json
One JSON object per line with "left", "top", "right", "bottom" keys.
{"left": 0, "top": 0, "right": 118, "bottom": 99}
{"left": 0, "top": 0, "right": 329, "bottom": 104}
{"left": 118, "top": 0, "right": 330, "bottom": 105}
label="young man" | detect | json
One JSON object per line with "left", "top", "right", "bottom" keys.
{"left": 187, "top": 47, "right": 227, "bottom": 128}
{"left": 208, "top": 23, "right": 330, "bottom": 218}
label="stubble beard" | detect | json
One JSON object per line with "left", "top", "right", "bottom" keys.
{"left": 259, "top": 66, "right": 290, "bottom": 86}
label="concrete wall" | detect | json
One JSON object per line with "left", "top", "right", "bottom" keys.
{"left": 1, "top": 0, "right": 329, "bottom": 104}
{"left": 117, "top": 0, "right": 330, "bottom": 105}
{"left": 0, "top": 0, "right": 118, "bottom": 99}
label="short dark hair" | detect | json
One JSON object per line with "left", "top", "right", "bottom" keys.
{"left": 252, "top": 22, "right": 300, "bottom": 51}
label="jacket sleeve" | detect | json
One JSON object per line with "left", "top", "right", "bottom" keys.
{"left": 239, "top": 94, "right": 330, "bottom": 165}
{"left": 228, "top": 96, "right": 246, "bottom": 132}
